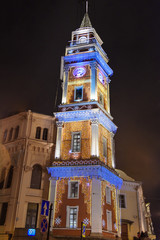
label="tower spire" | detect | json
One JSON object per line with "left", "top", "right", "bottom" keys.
{"left": 86, "top": 0, "right": 88, "bottom": 13}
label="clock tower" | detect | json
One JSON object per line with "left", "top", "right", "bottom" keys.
{"left": 48, "top": 10, "right": 122, "bottom": 239}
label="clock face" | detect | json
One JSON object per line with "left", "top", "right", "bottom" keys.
{"left": 99, "top": 72, "right": 104, "bottom": 84}
{"left": 73, "top": 67, "right": 86, "bottom": 78}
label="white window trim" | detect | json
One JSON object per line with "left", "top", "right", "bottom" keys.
{"left": 106, "top": 210, "right": 112, "bottom": 231}
{"left": 119, "top": 193, "right": 127, "bottom": 209}
{"left": 106, "top": 186, "right": 111, "bottom": 205}
{"left": 68, "top": 180, "right": 79, "bottom": 199}
{"left": 71, "top": 132, "right": 81, "bottom": 153}
{"left": 66, "top": 206, "right": 79, "bottom": 229}
{"left": 74, "top": 86, "right": 83, "bottom": 102}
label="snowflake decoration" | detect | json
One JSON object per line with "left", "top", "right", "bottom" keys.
{"left": 55, "top": 217, "right": 61, "bottom": 225}
{"left": 102, "top": 220, "right": 105, "bottom": 228}
{"left": 83, "top": 218, "right": 90, "bottom": 226}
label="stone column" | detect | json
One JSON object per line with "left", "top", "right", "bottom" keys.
{"left": 107, "top": 83, "right": 110, "bottom": 114}
{"left": 116, "top": 188, "right": 121, "bottom": 237}
{"left": 62, "top": 65, "right": 69, "bottom": 104}
{"left": 111, "top": 132, "right": 116, "bottom": 168}
{"left": 91, "top": 177, "right": 102, "bottom": 234}
{"left": 48, "top": 177, "right": 57, "bottom": 230}
{"left": 90, "top": 62, "right": 98, "bottom": 101}
{"left": 91, "top": 119, "right": 99, "bottom": 157}
{"left": 55, "top": 121, "right": 63, "bottom": 159}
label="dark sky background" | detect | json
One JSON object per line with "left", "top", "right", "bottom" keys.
{"left": 0, "top": 0, "right": 160, "bottom": 238}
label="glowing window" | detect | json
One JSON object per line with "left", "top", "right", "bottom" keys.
{"left": 106, "top": 186, "right": 111, "bottom": 204}
{"left": 66, "top": 206, "right": 79, "bottom": 229}
{"left": 71, "top": 132, "right": 81, "bottom": 152}
{"left": 74, "top": 86, "right": 83, "bottom": 101}
{"left": 25, "top": 203, "right": 38, "bottom": 228}
{"left": 103, "top": 137, "right": 107, "bottom": 159}
{"left": 68, "top": 181, "right": 79, "bottom": 199}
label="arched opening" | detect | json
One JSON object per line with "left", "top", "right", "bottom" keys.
{"left": 14, "top": 126, "right": 19, "bottom": 139}
{"left": 30, "top": 164, "right": 42, "bottom": 189}
{"left": 35, "top": 127, "right": 41, "bottom": 139}
{"left": 8, "top": 128, "right": 13, "bottom": 141}
{"left": 42, "top": 128, "right": 48, "bottom": 140}
{"left": 2, "top": 130, "right": 8, "bottom": 143}
{"left": 6, "top": 166, "right": 14, "bottom": 188}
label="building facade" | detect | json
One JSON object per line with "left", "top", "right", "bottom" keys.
{"left": 0, "top": 111, "right": 55, "bottom": 239}
{"left": 116, "top": 169, "right": 156, "bottom": 240}
{"left": 47, "top": 12, "right": 123, "bottom": 239}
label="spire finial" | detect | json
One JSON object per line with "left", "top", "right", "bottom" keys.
{"left": 86, "top": 0, "right": 88, "bottom": 13}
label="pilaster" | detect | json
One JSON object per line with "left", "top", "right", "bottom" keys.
{"left": 107, "top": 83, "right": 110, "bottom": 114}
{"left": 111, "top": 132, "right": 115, "bottom": 168}
{"left": 62, "top": 66, "right": 69, "bottom": 104}
{"left": 91, "top": 119, "right": 99, "bottom": 157}
{"left": 90, "top": 62, "right": 98, "bottom": 101}
{"left": 55, "top": 121, "right": 63, "bottom": 159}
{"left": 91, "top": 177, "right": 102, "bottom": 234}
{"left": 48, "top": 177, "right": 57, "bottom": 230}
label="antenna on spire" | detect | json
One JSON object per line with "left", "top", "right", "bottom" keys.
{"left": 86, "top": 0, "right": 88, "bottom": 13}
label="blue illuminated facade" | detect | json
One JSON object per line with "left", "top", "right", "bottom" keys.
{"left": 47, "top": 10, "right": 122, "bottom": 237}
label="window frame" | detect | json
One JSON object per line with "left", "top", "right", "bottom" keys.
{"left": 66, "top": 206, "right": 79, "bottom": 229}
{"left": 42, "top": 128, "right": 48, "bottom": 141}
{"left": 119, "top": 194, "right": 126, "bottom": 209}
{"left": 68, "top": 181, "right": 79, "bottom": 199}
{"left": 106, "top": 186, "right": 111, "bottom": 205}
{"left": 103, "top": 136, "right": 107, "bottom": 160}
{"left": 35, "top": 126, "right": 41, "bottom": 139}
{"left": 30, "top": 164, "right": 42, "bottom": 189}
{"left": 106, "top": 210, "right": 112, "bottom": 231}
{"left": 99, "top": 92, "right": 104, "bottom": 106}
{"left": 25, "top": 202, "right": 39, "bottom": 228}
{"left": 71, "top": 132, "right": 81, "bottom": 153}
{"left": 74, "top": 86, "right": 83, "bottom": 102}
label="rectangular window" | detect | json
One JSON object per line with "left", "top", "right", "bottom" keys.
{"left": 71, "top": 132, "right": 81, "bottom": 152}
{"left": 103, "top": 137, "right": 107, "bottom": 159}
{"left": 119, "top": 194, "right": 126, "bottom": 208}
{"left": 25, "top": 203, "right": 39, "bottom": 228}
{"left": 66, "top": 206, "right": 78, "bottom": 228}
{"left": 68, "top": 181, "right": 79, "bottom": 199}
{"left": 99, "top": 92, "right": 104, "bottom": 106}
{"left": 0, "top": 203, "right": 8, "bottom": 225}
{"left": 74, "top": 86, "right": 83, "bottom": 101}
{"left": 107, "top": 210, "right": 112, "bottom": 231}
{"left": 106, "top": 186, "right": 111, "bottom": 204}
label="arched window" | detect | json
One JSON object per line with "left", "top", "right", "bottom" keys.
{"left": 14, "top": 126, "right": 19, "bottom": 139}
{"left": 6, "top": 166, "right": 14, "bottom": 188}
{"left": 0, "top": 168, "right": 6, "bottom": 189}
{"left": 42, "top": 128, "right": 48, "bottom": 140}
{"left": 35, "top": 127, "right": 41, "bottom": 139}
{"left": 8, "top": 128, "right": 13, "bottom": 141}
{"left": 2, "top": 130, "right": 8, "bottom": 143}
{"left": 30, "top": 164, "right": 42, "bottom": 189}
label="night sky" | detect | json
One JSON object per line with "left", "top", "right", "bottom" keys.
{"left": 0, "top": 0, "right": 160, "bottom": 238}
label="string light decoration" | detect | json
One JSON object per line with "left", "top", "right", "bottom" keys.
{"left": 81, "top": 177, "right": 91, "bottom": 215}
{"left": 55, "top": 178, "right": 68, "bottom": 214}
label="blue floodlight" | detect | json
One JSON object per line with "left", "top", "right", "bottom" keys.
{"left": 27, "top": 229, "right": 36, "bottom": 236}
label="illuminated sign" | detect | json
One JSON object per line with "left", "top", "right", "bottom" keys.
{"left": 27, "top": 229, "right": 36, "bottom": 236}
{"left": 81, "top": 223, "right": 86, "bottom": 238}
